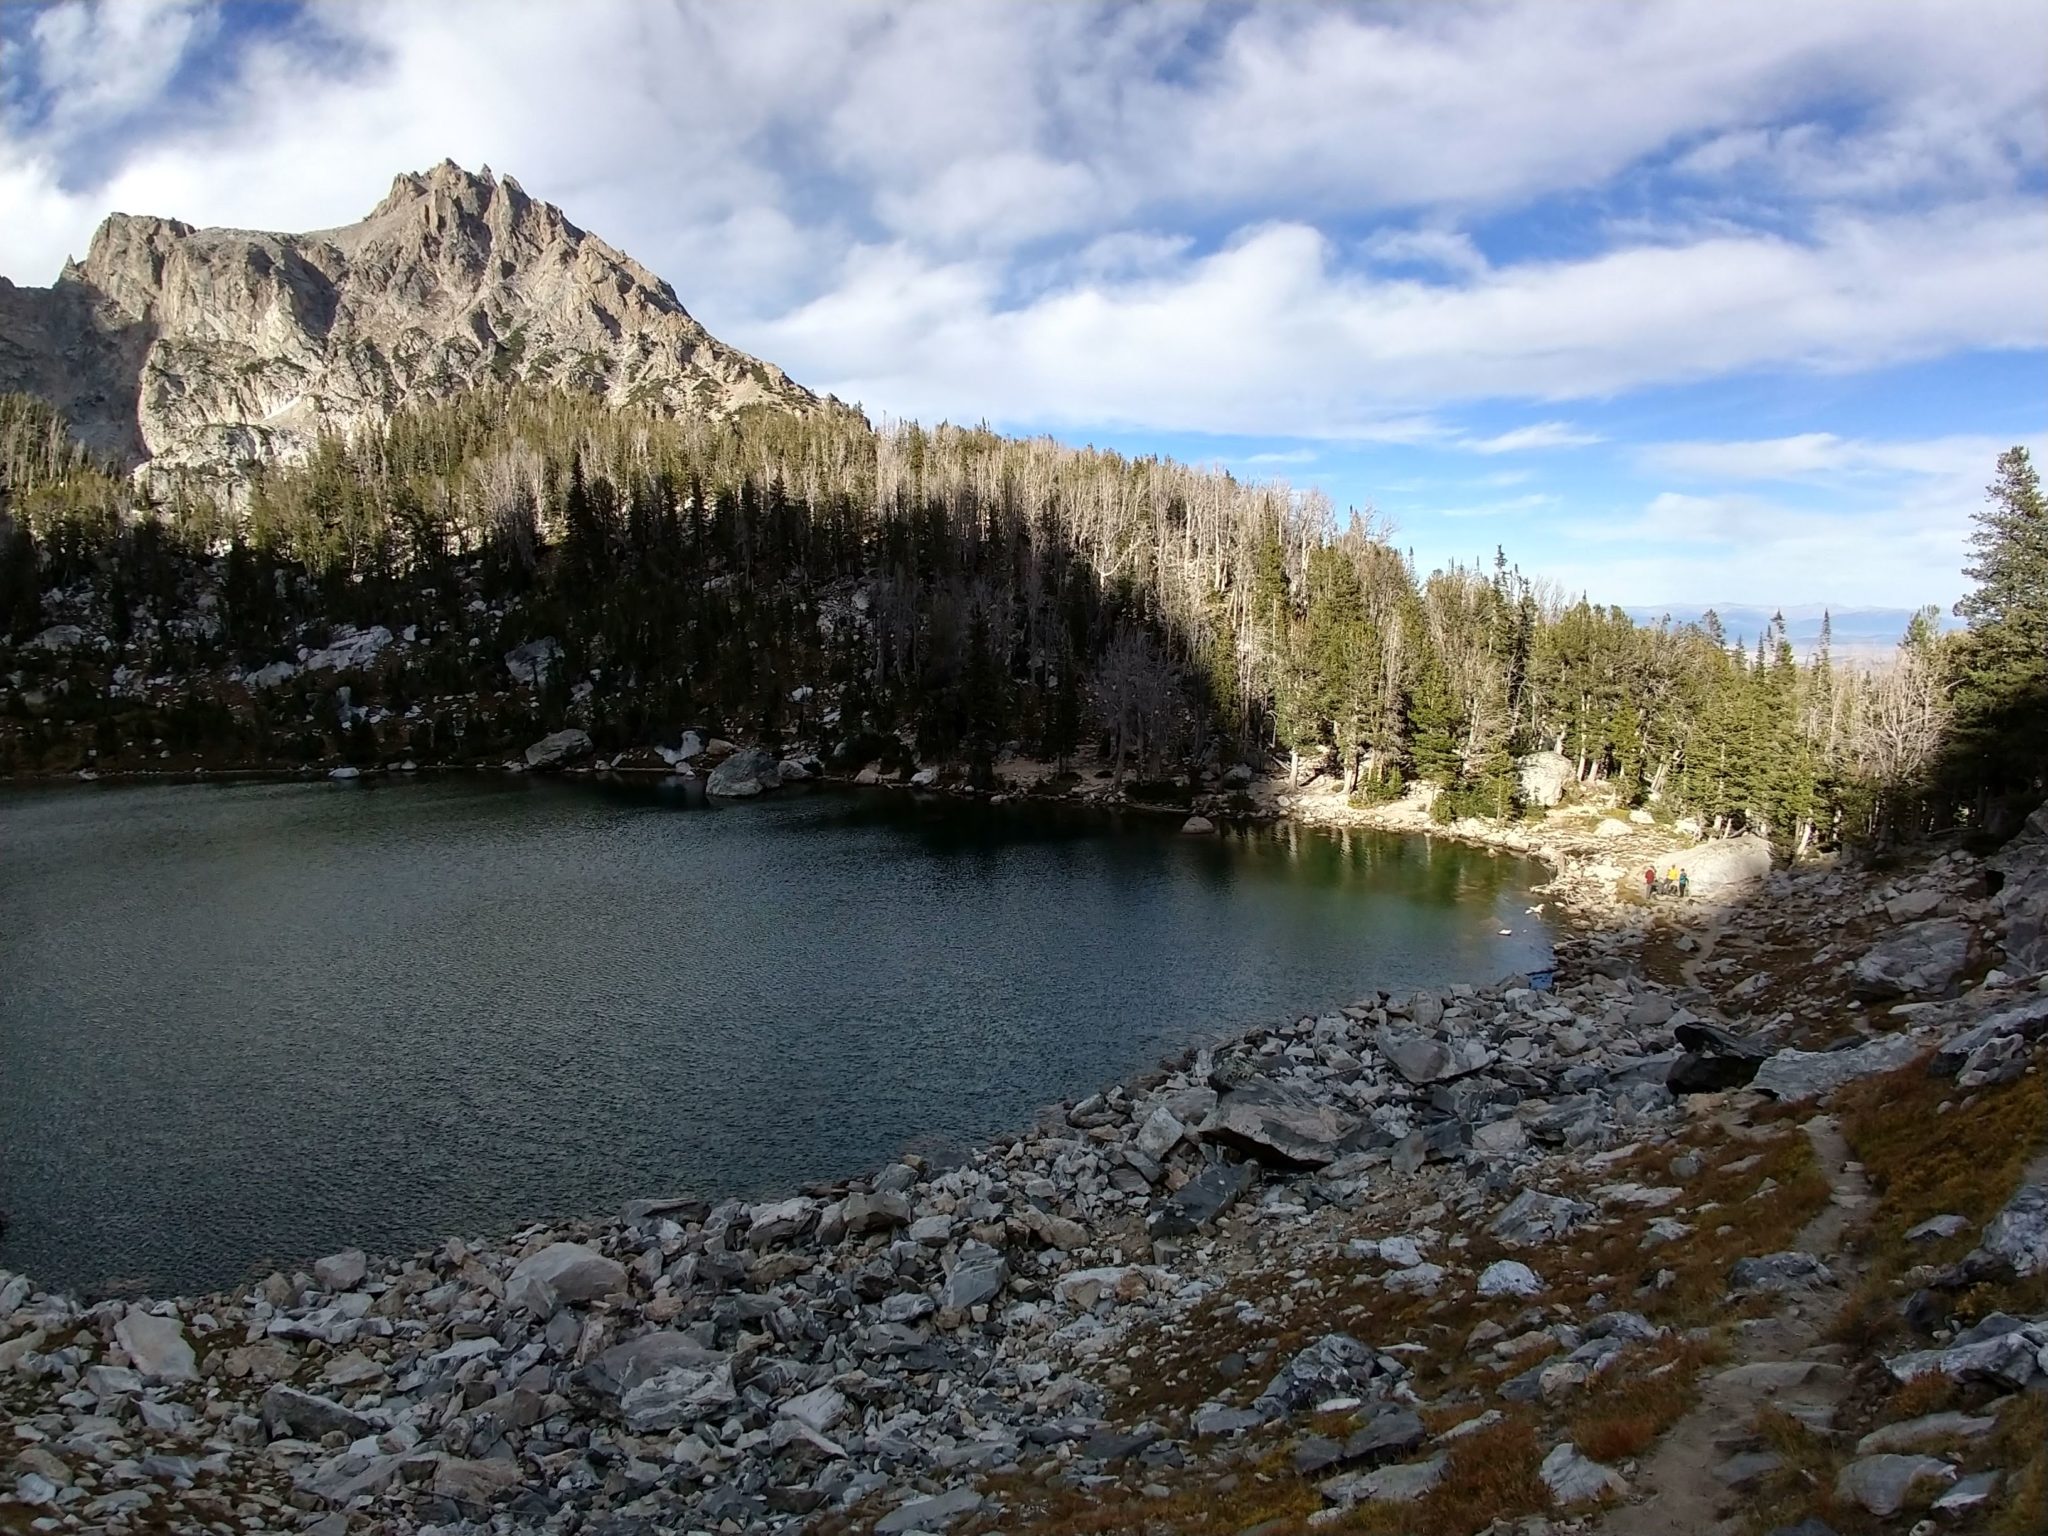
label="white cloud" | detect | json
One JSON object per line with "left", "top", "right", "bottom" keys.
{"left": 1461, "top": 422, "right": 1604, "bottom": 455}
{"left": 1435, "top": 493, "right": 1561, "bottom": 520}
{"left": 0, "top": 0, "right": 2043, "bottom": 611}
{"left": 1360, "top": 228, "right": 1489, "bottom": 277}
{"left": 27, "top": 0, "right": 214, "bottom": 136}
{"left": 762, "top": 203, "right": 2046, "bottom": 436}
{"left": 1642, "top": 433, "right": 2018, "bottom": 481}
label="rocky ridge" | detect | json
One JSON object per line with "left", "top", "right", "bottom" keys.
{"left": 2, "top": 815, "right": 2045, "bottom": 1536}
{"left": 0, "top": 161, "right": 821, "bottom": 476}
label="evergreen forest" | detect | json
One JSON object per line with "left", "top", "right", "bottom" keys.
{"left": 0, "top": 389, "right": 2040, "bottom": 847}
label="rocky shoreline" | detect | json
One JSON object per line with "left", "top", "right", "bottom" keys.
{"left": 2, "top": 800, "right": 2045, "bottom": 1536}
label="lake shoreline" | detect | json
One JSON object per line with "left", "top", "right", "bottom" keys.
{"left": 1, "top": 769, "right": 1561, "bottom": 1305}
{"left": 5, "top": 776, "right": 2031, "bottom": 1536}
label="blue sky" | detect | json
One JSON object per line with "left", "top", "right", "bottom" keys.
{"left": 2, "top": 0, "right": 2044, "bottom": 612}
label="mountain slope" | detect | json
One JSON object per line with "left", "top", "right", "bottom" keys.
{"left": 0, "top": 160, "right": 820, "bottom": 476}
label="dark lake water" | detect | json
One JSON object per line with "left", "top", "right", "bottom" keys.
{"left": 0, "top": 778, "right": 1552, "bottom": 1297}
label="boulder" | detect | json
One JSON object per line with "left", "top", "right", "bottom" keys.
{"left": 1201, "top": 1078, "right": 1362, "bottom": 1169}
{"left": 1478, "top": 1260, "right": 1545, "bottom": 1298}
{"left": 26, "top": 623, "right": 85, "bottom": 652}
{"left": 1681, "top": 834, "right": 1773, "bottom": 896}
{"left": 706, "top": 748, "right": 783, "bottom": 798}
{"left": 1751, "top": 1033, "right": 1923, "bottom": 1100}
{"left": 523, "top": 728, "right": 593, "bottom": 771}
{"left": 779, "top": 1385, "right": 847, "bottom": 1434}
{"left": 1540, "top": 1443, "right": 1627, "bottom": 1504}
{"left": 1990, "top": 803, "right": 2048, "bottom": 975}
{"left": 113, "top": 1310, "right": 196, "bottom": 1382}
{"left": 1594, "top": 818, "right": 1632, "bottom": 839}
{"left": 1834, "top": 1454, "right": 1955, "bottom": 1517}
{"left": 433, "top": 1458, "right": 522, "bottom": 1505}
{"left": 1180, "top": 814, "right": 1216, "bottom": 835}
{"left": 1490, "top": 1188, "right": 1594, "bottom": 1247}
{"left": 1328, "top": 1453, "right": 1446, "bottom": 1505}
{"left": 909, "top": 766, "right": 940, "bottom": 787}
{"left": 1376, "top": 1028, "right": 1493, "bottom": 1085}
{"left": 875, "top": 1487, "right": 983, "bottom": 1534}
{"left": 503, "top": 636, "right": 562, "bottom": 686}
{"left": 1928, "top": 994, "right": 2048, "bottom": 1076}
{"left": 1516, "top": 750, "right": 1575, "bottom": 808}
{"left": 261, "top": 1385, "right": 374, "bottom": 1442}
{"left": 1668, "top": 1020, "right": 1768, "bottom": 1094}
{"left": 1148, "top": 1159, "right": 1259, "bottom": 1237}
{"left": 1978, "top": 1183, "right": 2048, "bottom": 1276}
{"left": 1852, "top": 918, "right": 1973, "bottom": 1000}
{"left": 506, "top": 1241, "right": 626, "bottom": 1317}
{"left": 1884, "top": 1314, "right": 2046, "bottom": 1391}
{"left": 746, "top": 1197, "right": 817, "bottom": 1248}
{"left": 303, "top": 624, "right": 394, "bottom": 672}
{"left": 840, "top": 1189, "right": 912, "bottom": 1234}
{"left": 940, "top": 1241, "right": 1008, "bottom": 1310}
{"left": 1729, "top": 1251, "right": 1835, "bottom": 1294}
{"left": 1134, "top": 1105, "right": 1186, "bottom": 1159}
{"left": 620, "top": 1358, "right": 738, "bottom": 1432}
{"left": 312, "top": 1248, "right": 367, "bottom": 1292}
{"left": 1254, "top": 1333, "right": 1395, "bottom": 1417}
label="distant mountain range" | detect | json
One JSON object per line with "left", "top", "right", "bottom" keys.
{"left": 0, "top": 161, "right": 822, "bottom": 477}
{"left": 1621, "top": 603, "right": 1953, "bottom": 655}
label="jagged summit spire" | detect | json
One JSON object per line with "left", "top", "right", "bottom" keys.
{"left": 0, "top": 164, "right": 820, "bottom": 475}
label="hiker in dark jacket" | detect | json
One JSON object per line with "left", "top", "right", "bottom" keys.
{"left": 1678, "top": 869, "right": 1690, "bottom": 899}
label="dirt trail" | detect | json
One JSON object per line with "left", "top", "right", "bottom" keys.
{"left": 1593, "top": 1114, "right": 1870, "bottom": 1536}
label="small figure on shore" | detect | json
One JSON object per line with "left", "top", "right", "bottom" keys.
{"left": 1666, "top": 864, "right": 1679, "bottom": 892}
{"left": 1678, "top": 868, "right": 1689, "bottom": 899}
{"left": 1644, "top": 866, "right": 1656, "bottom": 897}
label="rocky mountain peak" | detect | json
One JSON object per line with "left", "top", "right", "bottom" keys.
{"left": 0, "top": 161, "right": 819, "bottom": 478}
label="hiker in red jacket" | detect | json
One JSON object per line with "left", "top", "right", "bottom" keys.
{"left": 1644, "top": 866, "right": 1657, "bottom": 897}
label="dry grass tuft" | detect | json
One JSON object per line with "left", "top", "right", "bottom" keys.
{"left": 1340, "top": 1413, "right": 1550, "bottom": 1536}
{"left": 1990, "top": 1394, "right": 2048, "bottom": 1536}
{"left": 1568, "top": 1336, "right": 1716, "bottom": 1462}
{"left": 1838, "top": 1060, "right": 2046, "bottom": 1262}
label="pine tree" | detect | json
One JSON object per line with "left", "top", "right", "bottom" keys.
{"left": 1946, "top": 446, "right": 2048, "bottom": 823}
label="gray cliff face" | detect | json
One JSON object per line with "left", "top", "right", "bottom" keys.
{"left": 0, "top": 161, "right": 819, "bottom": 475}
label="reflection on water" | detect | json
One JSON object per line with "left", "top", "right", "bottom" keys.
{"left": 0, "top": 777, "right": 1550, "bottom": 1296}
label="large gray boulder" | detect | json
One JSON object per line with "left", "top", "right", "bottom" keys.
{"left": 1852, "top": 917, "right": 1973, "bottom": 1000}
{"left": 1201, "top": 1078, "right": 1362, "bottom": 1169}
{"left": 261, "top": 1384, "right": 375, "bottom": 1442}
{"left": 503, "top": 636, "right": 562, "bottom": 686}
{"left": 1148, "top": 1160, "right": 1259, "bottom": 1238}
{"left": 1751, "top": 1033, "right": 1923, "bottom": 1100}
{"left": 1978, "top": 1183, "right": 2048, "bottom": 1276}
{"left": 1991, "top": 803, "right": 2048, "bottom": 976}
{"left": 1680, "top": 834, "right": 1772, "bottom": 897}
{"left": 1490, "top": 1188, "right": 1594, "bottom": 1247}
{"left": 1516, "top": 750, "right": 1575, "bottom": 808}
{"left": 1835, "top": 1454, "right": 1955, "bottom": 1517}
{"left": 1376, "top": 1027, "right": 1493, "bottom": 1085}
{"left": 1254, "top": 1334, "right": 1398, "bottom": 1417}
{"left": 706, "top": 748, "right": 784, "bottom": 798}
{"left": 506, "top": 1241, "right": 626, "bottom": 1317}
{"left": 113, "top": 1311, "right": 196, "bottom": 1382}
{"left": 524, "top": 728, "right": 593, "bottom": 771}
{"left": 940, "top": 1241, "right": 1008, "bottom": 1310}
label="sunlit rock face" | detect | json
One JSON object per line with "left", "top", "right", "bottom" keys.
{"left": 0, "top": 160, "right": 821, "bottom": 477}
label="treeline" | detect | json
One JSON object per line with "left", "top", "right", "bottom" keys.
{"left": 0, "top": 387, "right": 2039, "bottom": 845}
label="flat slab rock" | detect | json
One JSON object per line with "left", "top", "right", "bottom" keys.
{"left": 1540, "top": 1442, "right": 1627, "bottom": 1504}
{"left": 1834, "top": 1453, "right": 1956, "bottom": 1516}
{"left": 1200, "top": 1078, "right": 1361, "bottom": 1169}
{"left": 1750, "top": 1033, "right": 1923, "bottom": 1100}
{"left": 874, "top": 1486, "right": 984, "bottom": 1533}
